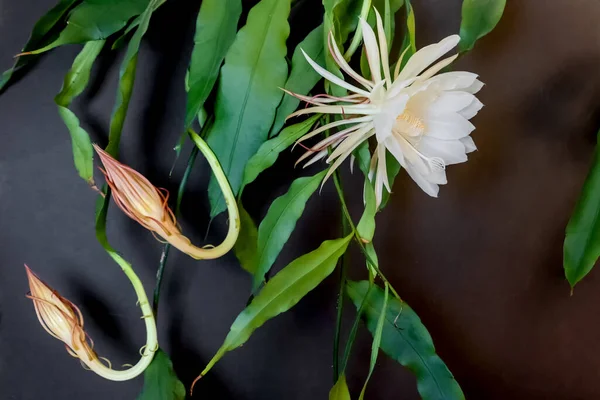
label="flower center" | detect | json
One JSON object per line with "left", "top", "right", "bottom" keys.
{"left": 396, "top": 111, "right": 425, "bottom": 136}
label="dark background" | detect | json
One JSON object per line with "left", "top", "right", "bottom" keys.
{"left": 1, "top": 0, "right": 600, "bottom": 399}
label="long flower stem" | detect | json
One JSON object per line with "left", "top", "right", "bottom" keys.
{"left": 332, "top": 171, "right": 402, "bottom": 301}
{"left": 333, "top": 197, "right": 351, "bottom": 382}
{"left": 92, "top": 250, "right": 158, "bottom": 381}
{"left": 180, "top": 128, "right": 240, "bottom": 259}
{"left": 153, "top": 145, "right": 200, "bottom": 318}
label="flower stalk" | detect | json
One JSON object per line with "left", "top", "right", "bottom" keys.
{"left": 25, "top": 265, "right": 158, "bottom": 381}
{"left": 94, "top": 131, "right": 239, "bottom": 260}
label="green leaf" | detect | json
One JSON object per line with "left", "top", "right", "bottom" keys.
{"left": 137, "top": 349, "right": 185, "bottom": 400}
{"left": 356, "top": 180, "right": 376, "bottom": 243}
{"left": 347, "top": 281, "right": 465, "bottom": 400}
{"left": 105, "top": 0, "right": 159, "bottom": 155}
{"left": 55, "top": 40, "right": 105, "bottom": 183}
{"left": 458, "top": 0, "right": 506, "bottom": 53}
{"left": 252, "top": 170, "right": 327, "bottom": 292}
{"left": 329, "top": 375, "right": 352, "bottom": 400}
{"left": 379, "top": 152, "right": 402, "bottom": 210}
{"left": 268, "top": 25, "right": 325, "bottom": 138}
{"left": 185, "top": 0, "right": 242, "bottom": 129}
{"left": 30, "top": 0, "right": 151, "bottom": 54}
{"left": 322, "top": 0, "right": 362, "bottom": 97}
{"left": 358, "top": 283, "right": 388, "bottom": 400}
{"left": 243, "top": 115, "right": 320, "bottom": 189}
{"left": 0, "top": 0, "right": 79, "bottom": 92}
{"left": 564, "top": 131, "right": 600, "bottom": 287}
{"left": 234, "top": 202, "right": 259, "bottom": 274}
{"left": 201, "top": 234, "right": 352, "bottom": 376}
{"left": 206, "top": 0, "right": 291, "bottom": 217}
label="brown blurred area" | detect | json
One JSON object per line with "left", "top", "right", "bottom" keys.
{"left": 355, "top": 1, "right": 600, "bottom": 399}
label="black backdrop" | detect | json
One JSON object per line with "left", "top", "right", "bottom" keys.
{"left": 1, "top": 0, "right": 600, "bottom": 399}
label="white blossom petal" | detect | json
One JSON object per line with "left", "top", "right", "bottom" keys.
{"left": 359, "top": 18, "right": 382, "bottom": 83}
{"left": 374, "top": 9, "right": 392, "bottom": 88}
{"left": 418, "top": 136, "right": 468, "bottom": 165}
{"left": 397, "top": 35, "right": 460, "bottom": 82}
{"left": 301, "top": 49, "right": 371, "bottom": 96}
{"left": 460, "top": 136, "right": 477, "bottom": 153}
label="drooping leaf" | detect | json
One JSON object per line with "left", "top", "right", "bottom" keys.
{"left": 268, "top": 25, "right": 325, "bottom": 138}
{"left": 234, "top": 202, "right": 259, "bottom": 275}
{"left": 185, "top": 0, "right": 242, "bottom": 130}
{"left": 200, "top": 235, "right": 352, "bottom": 376}
{"left": 252, "top": 170, "right": 327, "bottom": 292}
{"left": 329, "top": 374, "right": 352, "bottom": 400}
{"left": 243, "top": 115, "right": 321, "bottom": 189}
{"left": 0, "top": 0, "right": 79, "bottom": 93}
{"left": 564, "top": 131, "right": 600, "bottom": 287}
{"left": 29, "top": 0, "right": 151, "bottom": 54}
{"left": 207, "top": 0, "right": 291, "bottom": 217}
{"left": 137, "top": 349, "right": 185, "bottom": 400}
{"left": 347, "top": 281, "right": 465, "bottom": 400}
{"left": 458, "top": 0, "right": 506, "bottom": 53}
{"left": 55, "top": 40, "right": 105, "bottom": 183}
{"left": 379, "top": 152, "right": 402, "bottom": 210}
{"left": 358, "top": 283, "right": 388, "bottom": 400}
{"left": 105, "top": 0, "right": 160, "bottom": 155}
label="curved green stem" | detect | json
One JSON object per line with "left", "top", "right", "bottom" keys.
{"left": 87, "top": 251, "right": 158, "bottom": 381}
{"left": 180, "top": 128, "right": 240, "bottom": 259}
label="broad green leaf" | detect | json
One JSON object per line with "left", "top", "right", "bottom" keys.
{"left": 329, "top": 375, "right": 352, "bottom": 400}
{"left": 347, "top": 281, "right": 465, "bottom": 400}
{"left": 201, "top": 235, "right": 352, "bottom": 376}
{"left": 358, "top": 283, "right": 388, "bottom": 400}
{"left": 234, "top": 202, "right": 259, "bottom": 274}
{"left": 564, "top": 131, "right": 600, "bottom": 287}
{"left": 459, "top": 0, "right": 506, "bottom": 53}
{"left": 137, "top": 349, "right": 185, "bottom": 400}
{"left": 207, "top": 0, "right": 291, "bottom": 217}
{"left": 30, "top": 0, "right": 151, "bottom": 54}
{"left": 252, "top": 170, "right": 327, "bottom": 292}
{"left": 185, "top": 0, "right": 242, "bottom": 129}
{"left": 0, "top": 0, "right": 79, "bottom": 93}
{"left": 243, "top": 115, "right": 320, "bottom": 189}
{"left": 55, "top": 40, "right": 105, "bottom": 183}
{"left": 268, "top": 25, "right": 325, "bottom": 138}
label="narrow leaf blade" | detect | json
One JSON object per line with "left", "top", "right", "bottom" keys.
{"left": 55, "top": 40, "right": 105, "bottom": 183}
{"left": 268, "top": 25, "right": 325, "bottom": 138}
{"left": 459, "top": 0, "right": 506, "bottom": 53}
{"left": 253, "top": 170, "right": 327, "bottom": 291}
{"left": 234, "top": 202, "right": 259, "bottom": 274}
{"left": 564, "top": 132, "right": 600, "bottom": 287}
{"left": 207, "top": 0, "right": 292, "bottom": 217}
{"left": 243, "top": 114, "right": 320, "bottom": 189}
{"left": 185, "top": 0, "right": 242, "bottom": 129}
{"left": 202, "top": 235, "right": 353, "bottom": 375}
{"left": 32, "top": 0, "right": 152, "bottom": 53}
{"left": 137, "top": 349, "right": 185, "bottom": 400}
{"left": 347, "top": 281, "right": 465, "bottom": 400}
{"left": 0, "top": 0, "right": 79, "bottom": 92}
{"left": 329, "top": 375, "right": 352, "bottom": 400}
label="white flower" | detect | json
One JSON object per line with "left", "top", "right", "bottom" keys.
{"left": 286, "top": 10, "right": 483, "bottom": 206}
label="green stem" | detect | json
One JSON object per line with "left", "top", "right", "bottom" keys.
{"left": 332, "top": 171, "right": 402, "bottom": 301}
{"left": 333, "top": 198, "right": 351, "bottom": 382}
{"left": 153, "top": 136, "right": 202, "bottom": 318}
{"left": 340, "top": 280, "right": 374, "bottom": 372}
